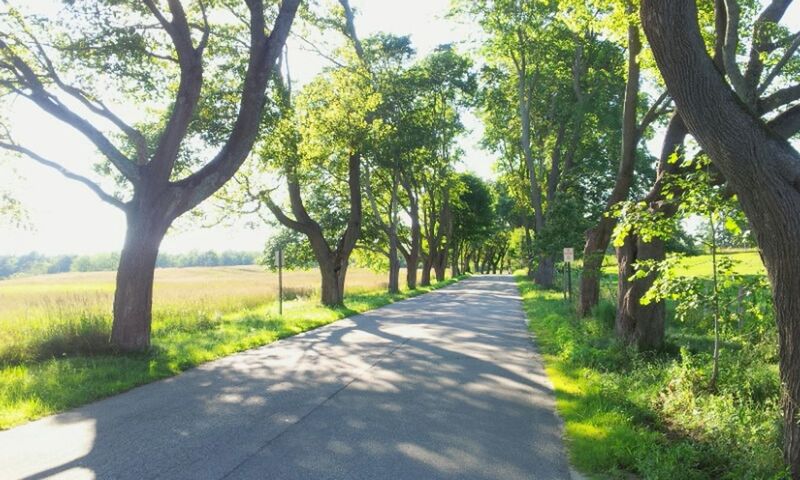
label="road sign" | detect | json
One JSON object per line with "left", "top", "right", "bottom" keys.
{"left": 563, "top": 247, "right": 574, "bottom": 263}
{"left": 275, "top": 249, "right": 284, "bottom": 267}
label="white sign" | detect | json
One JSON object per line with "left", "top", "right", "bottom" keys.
{"left": 563, "top": 248, "right": 574, "bottom": 263}
{"left": 275, "top": 249, "right": 284, "bottom": 267}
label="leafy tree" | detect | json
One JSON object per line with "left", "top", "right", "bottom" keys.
{"left": 641, "top": 0, "right": 800, "bottom": 472}
{"left": 579, "top": 0, "right": 672, "bottom": 317}
{"left": 0, "top": 0, "right": 300, "bottom": 351}
{"left": 451, "top": 173, "right": 494, "bottom": 274}
{"left": 464, "top": 0, "right": 625, "bottom": 287}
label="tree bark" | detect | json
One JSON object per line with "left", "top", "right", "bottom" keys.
{"left": 110, "top": 208, "right": 170, "bottom": 351}
{"left": 420, "top": 255, "right": 432, "bottom": 286}
{"left": 615, "top": 114, "right": 688, "bottom": 348}
{"left": 534, "top": 255, "right": 556, "bottom": 288}
{"left": 265, "top": 153, "right": 362, "bottom": 307}
{"left": 403, "top": 179, "right": 421, "bottom": 289}
{"left": 641, "top": 0, "right": 800, "bottom": 474}
{"left": 615, "top": 235, "right": 666, "bottom": 350}
{"left": 580, "top": 6, "right": 642, "bottom": 316}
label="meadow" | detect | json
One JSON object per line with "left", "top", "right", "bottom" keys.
{"left": 0, "top": 266, "right": 455, "bottom": 429}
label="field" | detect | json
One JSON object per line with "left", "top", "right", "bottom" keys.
{"left": 0, "top": 266, "right": 454, "bottom": 429}
{"left": 599, "top": 249, "right": 765, "bottom": 277}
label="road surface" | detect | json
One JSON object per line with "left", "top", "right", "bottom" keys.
{"left": 0, "top": 275, "right": 570, "bottom": 480}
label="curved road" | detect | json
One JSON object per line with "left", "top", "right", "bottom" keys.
{"left": 1, "top": 275, "right": 570, "bottom": 480}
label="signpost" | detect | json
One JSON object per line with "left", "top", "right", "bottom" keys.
{"left": 563, "top": 247, "right": 574, "bottom": 301}
{"left": 276, "top": 249, "right": 284, "bottom": 315}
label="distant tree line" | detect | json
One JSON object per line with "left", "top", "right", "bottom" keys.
{"left": 0, "top": 251, "right": 259, "bottom": 279}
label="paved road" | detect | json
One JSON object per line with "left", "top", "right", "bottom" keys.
{"left": 0, "top": 275, "right": 570, "bottom": 480}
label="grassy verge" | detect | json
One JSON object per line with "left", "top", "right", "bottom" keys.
{"left": 515, "top": 274, "right": 785, "bottom": 479}
{"left": 0, "top": 276, "right": 462, "bottom": 430}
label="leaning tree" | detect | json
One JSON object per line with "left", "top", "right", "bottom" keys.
{"left": 0, "top": 0, "right": 300, "bottom": 351}
{"left": 640, "top": 0, "right": 800, "bottom": 474}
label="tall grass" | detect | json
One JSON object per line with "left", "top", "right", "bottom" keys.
{"left": 0, "top": 266, "right": 392, "bottom": 364}
{"left": 516, "top": 274, "right": 785, "bottom": 479}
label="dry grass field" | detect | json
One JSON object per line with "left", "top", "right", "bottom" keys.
{"left": 0, "top": 266, "right": 393, "bottom": 324}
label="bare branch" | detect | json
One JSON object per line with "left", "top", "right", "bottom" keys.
{"left": 759, "top": 83, "right": 800, "bottom": 112}
{"left": 758, "top": 31, "right": 800, "bottom": 95}
{"left": 743, "top": 0, "right": 793, "bottom": 95}
{"left": 0, "top": 38, "right": 140, "bottom": 182}
{"left": 722, "top": 0, "right": 750, "bottom": 104}
{"left": 0, "top": 141, "right": 126, "bottom": 210}
{"left": 637, "top": 90, "right": 671, "bottom": 134}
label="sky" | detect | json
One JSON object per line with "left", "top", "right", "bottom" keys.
{"left": 0, "top": 0, "right": 493, "bottom": 255}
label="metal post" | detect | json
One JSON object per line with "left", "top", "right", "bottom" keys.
{"left": 277, "top": 249, "right": 283, "bottom": 316}
{"left": 567, "top": 261, "right": 572, "bottom": 302}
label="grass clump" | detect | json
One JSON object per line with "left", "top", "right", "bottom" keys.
{"left": 0, "top": 270, "right": 462, "bottom": 429}
{"left": 516, "top": 274, "right": 786, "bottom": 479}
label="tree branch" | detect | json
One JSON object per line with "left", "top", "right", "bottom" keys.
{"left": 0, "top": 141, "right": 126, "bottom": 210}
{"left": 0, "top": 38, "right": 140, "bottom": 182}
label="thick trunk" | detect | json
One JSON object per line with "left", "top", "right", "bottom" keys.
{"left": 451, "top": 244, "right": 461, "bottom": 277}
{"left": 434, "top": 250, "right": 447, "bottom": 282}
{"left": 579, "top": 236, "right": 606, "bottom": 317}
{"left": 111, "top": 210, "right": 169, "bottom": 352}
{"left": 406, "top": 223, "right": 420, "bottom": 290}
{"left": 580, "top": 11, "right": 642, "bottom": 316}
{"left": 399, "top": 178, "right": 421, "bottom": 290}
{"left": 320, "top": 260, "right": 345, "bottom": 307}
{"left": 615, "top": 235, "right": 665, "bottom": 350}
{"left": 617, "top": 114, "right": 689, "bottom": 340}
{"left": 420, "top": 256, "right": 432, "bottom": 286}
{"left": 388, "top": 226, "right": 400, "bottom": 294}
{"left": 534, "top": 255, "right": 556, "bottom": 288}
{"left": 641, "top": 1, "right": 800, "bottom": 473}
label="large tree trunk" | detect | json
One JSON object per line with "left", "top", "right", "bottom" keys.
{"left": 616, "top": 114, "right": 688, "bottom": 346}
{"left": 579, "top": 229, "right": 610, "bottom": 316}
{"left": 388, "top": 225, "right": 400, "bottom": 294}
{"left": 641, "top": 1, "right": 800, "bottom": 474}
{"left": 451, "top": 243, "right": 461, "bottom": 277}
{"left": 406, "top": 192, "right": 420, "bottom": 289}
{"left": 320, "top": 259, "right": 345, "bottom": 306}
{"left": 434, "top": 250, "right": 447, "bottom": 282}
{"left": 111, "top": 209, "right": 170, "bottom": 352}
{"left": 420, "top": 255, "right": 432, "bottom": 286}
{"left": 580, "top": 8, "right": 642, "bottom": 316}
{"left": 615, "top": 235, "right": 666, "bottom": 350}
{"left": 534, "top": 255, "right": 556, "bottom": 288}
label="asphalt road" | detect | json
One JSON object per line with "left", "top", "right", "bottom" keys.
{"left": 0, "top": 275, "right": 571, "bottom": 480}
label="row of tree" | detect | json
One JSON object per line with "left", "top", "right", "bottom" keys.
{"left": 460, "top": 0, "right": 800, "bottom": 474}
{"left": 0, "top": 1, "right": 506, "bottom": 352}
{"left": 0, "top": 250, "right": 259, "bottom": 278}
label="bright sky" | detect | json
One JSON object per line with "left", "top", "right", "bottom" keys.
{"left": 0, "top": 0, "right": 493, "bottom": 255}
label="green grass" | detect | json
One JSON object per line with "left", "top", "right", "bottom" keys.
{"left": 600, "top": 249, "right": 765, "bottom": 277}
{"left": 516, "top": 274, "right": 786, "bottom": 479}
{"left": 0, "top": 274, "right": 462, "bottom": 430}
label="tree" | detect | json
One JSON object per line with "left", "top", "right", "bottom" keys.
{"left": 579, "top": 0, "right": 671, "bottom": 316}
{"left": 450, "top": 173, "right": 495, "bottom": 274}
{"left": 259, "top": 62, "right": 373, "bottom": 306}
{"left": 467, "top": 0, "right": 624, "bottom": 287}
{"left": 615, "top": 0, "right": 800, "bottom": 351}
{"left": 640, "top": 0, "right": 800, "bottom": 474}
{"left": 0, "top": 1, "right": 300, "bottom": 351}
